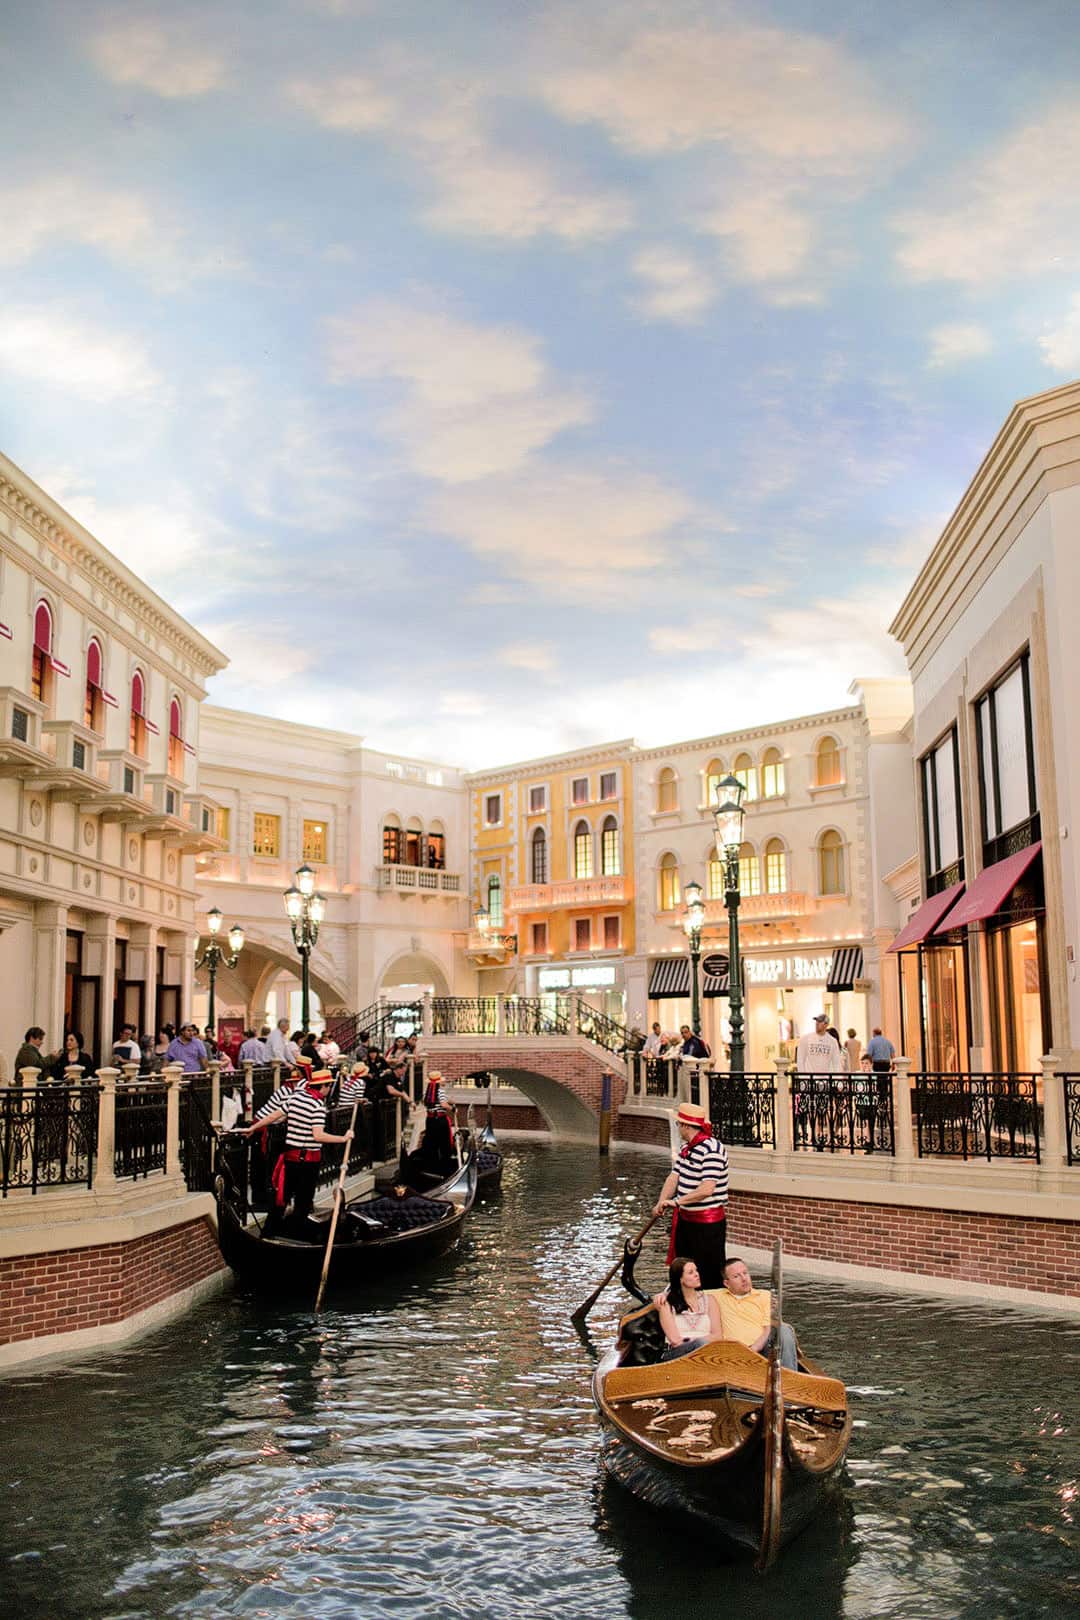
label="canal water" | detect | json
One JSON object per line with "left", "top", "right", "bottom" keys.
{"left": 3, "top": 1142, "right": 1079, "bottom": 1620}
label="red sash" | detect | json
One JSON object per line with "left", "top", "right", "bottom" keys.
{"left": 270, "top": 1146, "right": 321, "bottom": 1206}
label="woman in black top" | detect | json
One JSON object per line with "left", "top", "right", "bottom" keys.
{"left": 51, "top": 1029, "right": 96, "bottom": 1082}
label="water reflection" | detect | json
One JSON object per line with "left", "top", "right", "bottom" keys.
{"left": 2, "top": 1142, "right": 1079, "bottom": 1619}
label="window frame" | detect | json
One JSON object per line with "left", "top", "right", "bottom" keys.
{"left": 530, "top": 920, "right": 548, "bottom": 954}
{"left": 818, "top": 828, "right": 845, "bottom": 896}
{"left": 252, "top": 811, "right": 281, "bottom": 859}
{"left": 600, "top": 814, "right": 620, "bottom": 876}
{"left": 302, "top": 818, "right": 328, "bottom": 864}
{"left": 573, "top": 915, "right": 592, "bottom": 952}
{"left": 528, "top": 783, "right": 548, "bottom": 815}
{"left": 599, "top": 770, "right": 617, "bottom": 802}
{"left": 920, "top": 725, "right": 964, "bottom": 894}
{"left": 974, "top": 652, "right": 1038, "bottom": 865}
{"left": 764, "top": 838, "right": 787, "bottom": 895}
{"left": 571, "top": 775, "right": 590, "bottom": 807}
{"left": 573, "top": 818, "right": 594, "bottom": 880}
{"left": 531, "top": 825, "right": 548, "bottom": 884}
{"left": 761, "top": 747, "right": 785, "bottom": 799}
{"left": 483, "top": 792, "right": 503, "bottom": 828}
{"left": 815, "top": 735, "right": 843, "bottom": 788}
{"left": 656, "top": 768, "right": 677, "bottom": 814}
{"left": 658, "top": 853, "right": 680, "bottom": 911}
{"left": 602, "top": 913, "right": 621, "bottom": 950}
{"left": 486, "top": 873, "right": 503, "bottom": 927}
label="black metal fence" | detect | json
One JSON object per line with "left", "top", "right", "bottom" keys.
{"left": 432, "top": 997, "right": 498, "bottom": 1035}
{"left": 1064, "top": 1075, "right": 1080, "bottom": 1167}
{"left": 788, "top": 1071, "right": 896, "bottom": 1155}
{"left": 629, "top": 1054, "right": 680, "bottom": 1099}
{"left": 709, "top": 1072, "right": 777, "bottom": 1148}
{"left": 503, "top": 996, "right": 568, "bottom": 1037}
{"left": 913, "top": 1072, "right": 1041, "bottom": 1162}
{"left": 114, "top": 1083, "right": 168, "bottom": 1179}
{"left": 0, "top": 1085, "right": 100, "bottom": 1196}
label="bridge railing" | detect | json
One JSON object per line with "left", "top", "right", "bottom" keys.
{"left": 788, "top": 1070, "right": 895, "bottom": 1156}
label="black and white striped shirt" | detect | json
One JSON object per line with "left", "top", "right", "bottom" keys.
{"left": 283, "top": 1088, "right": 329, "bottom": 1149}
{"left": 340, "top": 1075, "right": 366, "bottom": 1102}
{"left": 673, "top": 1135, "right": 729, "bottom": 1209}
{"left": 255, "top": 1084, "right": 293, "bottom": 1123}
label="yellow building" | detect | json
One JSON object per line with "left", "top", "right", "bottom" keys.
{"left": 466, "top": 742, "right": 636, "bottom": 1022}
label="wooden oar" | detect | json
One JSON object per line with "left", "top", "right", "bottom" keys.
{"left": 756, "top": 1238, "right": 785, "bottom": 1572}
{"left": 314, "top": 1099, "right": 360, "bottom": 1314}
{"left": 570, "top": 1209, "right": 663, "bottom": 1325}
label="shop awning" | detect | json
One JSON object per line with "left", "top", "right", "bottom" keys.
{"left": 826, "top": 946, "right": 863, "bottom": 991}
{"left": 931, "top": 842, "right": 1041, "bottom": 933}
{"left": 702, "top": 964, "right": 730, "bottom": 996}
{"left": 647, "top": 957, "right": 690, "bottom": 998}
{"left": 887, "top": 882, "right": 965, "bottom": 951}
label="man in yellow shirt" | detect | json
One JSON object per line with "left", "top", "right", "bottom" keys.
{"left": 710, "top": 1256, "right": 798, "bottom": 1371}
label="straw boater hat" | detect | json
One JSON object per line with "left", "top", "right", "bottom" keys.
{"left": 308, "top": 1068, "right": 334, "bottom": 1088}
{"left": 676, "top": 1103, "right": 708, "bottom": 1130}
{"left": 427, "top": 1070, "right": 444, "bottom": 1082}
{"left": 350, "top": 1061, "right": 369, "bottom": 1076}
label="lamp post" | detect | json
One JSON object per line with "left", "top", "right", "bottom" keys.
{"left": 194, "top": 908, "right": 244, "bottom": 1038}
{"left": 713, "top": 774, "right": 747, "bottom": 1073}
{"left": 682, "top": 879, "right": 706, "bottom": 1036}
{"left": 283, "top": 863, "right": 326, "bottom": 1032}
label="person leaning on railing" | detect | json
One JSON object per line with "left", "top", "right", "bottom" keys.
{"left": 12, "top": 1027, "right": 47, "bottom": 1085}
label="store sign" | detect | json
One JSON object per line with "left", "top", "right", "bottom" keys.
{"left": 744, "top": 955, "right": 832, "bottom": 985}
{"left": 538, "top": 965, "right": 617, "bottom": 990}
{"left": 701, "top": 953, "right": 728, "bottom": 978}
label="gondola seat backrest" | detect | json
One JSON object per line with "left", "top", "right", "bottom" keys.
{"left": 617, "top": 1302, "right": 667, "bottom": 1366}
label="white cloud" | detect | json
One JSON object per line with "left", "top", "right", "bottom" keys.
{"left": 647, "top": 624, "right": 716, "bottom": 655}
{"left": 30, "top": 468, "right": 214, "bottom": 587}
{"left": 0, "top": 306, "right": 163, "bottom": 402}
{"left": 630, "top": 245, "right": 715, "bottom": 322}
{"left": 327, "top": 302, "right": 592, "bottom": 481}
{"left": 894, "top": 101, "right": 1080, "bottom": 285}
{"left": 701, "top": 185, "right": 818, "bottom": 288}
{"left": 197, "top": 623, "right": 311, "bottom": 686}
{"left": 497, "top": 641, "right": 556, "bottom": 673}
{"left": 288, "top": 72, "right": 395, "bottom": 132}
{"left": 926, "top": 322, "right": 993, "bottom": 369}
{"left": 88, "top": 15, "right": 227, "bottom": 98}
{"left": 1039, "top": 294, "right": 1080, "bottom": 372}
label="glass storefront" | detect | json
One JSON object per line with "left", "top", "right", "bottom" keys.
{"left": 897, "top": 941, "right": 970, "bottom": 1073}
{"left": 987, "top": 917, "right": 1048, "bottom": 1072}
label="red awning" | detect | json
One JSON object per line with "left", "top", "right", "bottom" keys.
{"left": 932, "top": 843, "right": 1042, "bottom": 932}
{"left": 888, "top": 882, "right": 965, "bottom": 951}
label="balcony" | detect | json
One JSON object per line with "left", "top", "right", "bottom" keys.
{"left": 702, "top": 891, "right": 810, "bottom": 922}
{"left": 508, "top": 875, "right": 631, "bottom": 911}
{"left": 374, "top": 865, "right": 463, "bottom": 896}
{"left": 454, "top": 929, "right": 518, "bottom": 965}
{"left": 195, "top": 853, "right": 341, "bottom": 891}
{"left": 173, "top": 794, "right": 228, "bottom": 855}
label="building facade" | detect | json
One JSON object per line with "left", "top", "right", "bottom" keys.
{"left": 0, "top": 453, "right": 226, "bottom": 1072}
{"left": 890, "top": 380, "right": 1080, "bottom": 1074}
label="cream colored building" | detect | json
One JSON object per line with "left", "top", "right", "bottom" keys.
{"left": 0, "top": 453, "right": 226, "bottom": 1070}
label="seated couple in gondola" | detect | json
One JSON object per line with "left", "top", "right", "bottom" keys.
{"left": 636, "top": 1255, "right": 799, "bottom": 1370}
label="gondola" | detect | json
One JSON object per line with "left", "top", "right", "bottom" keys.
{"left": 376, "top": 1096, "right": 504, "bottom": 1199}
{"left": 215, "top": 1148, "right": 478, "bottom": 1291}
{"left": 590, "top": 1241, "right": 850, "bottom": 1565}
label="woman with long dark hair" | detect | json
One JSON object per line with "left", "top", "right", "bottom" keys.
{"left": 656, "top": 1256, "right": 722, "bottom": 1361}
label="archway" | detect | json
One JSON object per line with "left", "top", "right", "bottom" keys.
{"left": 377, "top": 950, "right": 450, "bottom": 999}
{"left": 197, "top": 931, "right": 349, "bottom": 1026}
{"left": 463, "top": 1066, "right": 596, "bottom": 1139}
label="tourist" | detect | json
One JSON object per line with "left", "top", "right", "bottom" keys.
{"left": 265, "top": 1018, "right": 291, "bottom": 1063}
{"left": 366, "top": 1041, "right": 387, "bottom": 1077}
{"left": 865, "top": 1027, "right": 896, "bottom": 1073}
{"left": 286, "top": 1029, "right": 303, "bottom": 1066}
{"left": 655, "top": 1257, "right": 723, "bottom": 1361}
{"left": 12, "top": 1026, "right": 47, "bottom": 1084}
{"left": 642, "top": 1021, "right": 666, "bottom": 1057}
{"left": 166, "top": 1023, "right": 209, "bottom": 1073}
{"left": 318, "top": 1027, "right": 341, "bottom": 1065}
{"left": 827, "top": 1026, "right": 849, "bottom": 1071}
{"left": 153, "top": 1027, "right": 173, "bottom": 1067}
{"left": 203, "top": 1026, "right": 219, "bottom": 1056}
{"left": 113, "top": 1023, "right": 141, "bottom": 1065}
{"left": 50, "top": 1029, "right": 96, "bottom": 1082}
{"left": 237, "top": 1068, "right": 352, "bottom": 1236}
{"left": 384, "top": 1059, "right": 412, "bottom": 1105}
{"left": 238, "top": 1028, "right": 267, "bottom": 1064}
{"left": 844, "top": 1028, "right": 862, "bottom": 1070}
{"left": 678, "top": 1024, "right": 711, "bottom": 1060}
{"left": 711, "top": 1256, "right": 798, "bottom": 1371}
{"left": 387, "top": 1036, "right": 409, "bottom": 1064}
{"left": 139, "top": 1033, "right": 155, "bottom": 1071}
{"left": 300, "top": 1030, "right": 322, "bottom": 1068}
{"left": 795, "top": 1014, "right": 843, "bottom": 1073}
{"left": 651, "top": 1102, "right": 729, "bottom": 1286}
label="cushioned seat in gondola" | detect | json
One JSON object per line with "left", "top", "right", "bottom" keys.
{"left": 478, "top": 1150, "right": 501, "bottom": 1172}
{"left": 353, "top": 1195, "right": 452, "bottom": 1232}
{"left": 617, "top": 1304, "right": 667, "bottom": 1367}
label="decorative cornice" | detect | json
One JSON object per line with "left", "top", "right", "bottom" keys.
{"left": 632, "top": 705, "right": 863, "bottom": 763}
{"left": 465, "top": 739, "right": 638, "bottom": 786}
{"left": 0, "top": 454, "right": 228, "bottom": 681}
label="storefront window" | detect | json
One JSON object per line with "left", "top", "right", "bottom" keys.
{"left": 897, "top": 950, "right": 924, "bottom": 1072}
{"left": 988, "top": 918, "right": 1048, "bottom": 1072}
{"left": 976, "top": 654, "right": 1037, "bottom": 860}
{"left": 921, "top": 943, "right": 969, "bottom": 1072}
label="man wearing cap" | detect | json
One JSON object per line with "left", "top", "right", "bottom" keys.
{"left": 237, "top": 1069, "right": 353, "bottom": 1236}
{"left": 794, "top": 1014, "right": 842, "bottom": 1150}
{"left": 652, "top": 1103, "right": 730, "bottom": 1287}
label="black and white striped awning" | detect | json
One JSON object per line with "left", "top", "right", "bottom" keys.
{"left": 647, "top": 957, "right": 690, "bottom": 998}
{"left": 826, "top": 945, "right": 864, "bottom": 992}
{"left": 702, "top": 965, "right": 730, "bottom": 996}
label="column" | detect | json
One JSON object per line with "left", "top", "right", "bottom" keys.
{"left": 84, "top": 913, "right": 117, "bottom": 1054}
{"left": 163, "top": 1061, "right": 183, "bottom": 1178}
{"left": 893, "top": 1055, "right": 915, "bottom": 1165}
{"left": 422, "top": 991, "right": 433, "bottom": 1038}
{"left": 176, "top": 928, "right": 196, "bottom": 1023}
{"left": 31, "top": 901, "right": 67, "bottom": 1046}
{"left": 242, "top": 1059, "right": 254, "bottom": 1118}
{"left": 495, "top": 994, "right": 505, "bottom": 1037}
{"left": 208, "top": 1058, "right": 222, "bottom": 1122}
{"left": 1041, "top": 1056, "right": 1067, "bottom": 1170}
{"left": 130, "top": 924, "right": 158, "bottom": 1042}
{"left": 95, "top": 1066, "right": 119, "bottom": 1187}
{"left": 773, "top": 1059, "right": 793, "bottom": 1156}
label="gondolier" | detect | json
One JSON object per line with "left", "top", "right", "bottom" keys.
{"left": 652, "top": 1102, "right": 729, "bottom": 1287}
{"left": 238, "top": 1068, "right": 352, "bottom": 1236}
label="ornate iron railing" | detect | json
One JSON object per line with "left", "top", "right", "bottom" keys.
{"left": 504, "top": 996, "right": 569, "bottom": 1036}
{"left": 628, "top": 1054, "right": 680, "bottom": 1099}
{"left": 709, "top": 1072, "right": 777, "bottom": 1149}
{"left": 179, "top": 1078, "right": 216, "bottom": 1192}
{"left": 913, "top": 1072, "right": 1040, "bottom": 1162}
{"left": 573, "top": 1001, "right": 632, "bottom": 1056}
{"left": 247, "top": 1063, "right": 281, "bottom": 1116}
{"left": 432, "top": 997, "right": 498, "bottom": 1035}
{"left": 790, "top": 1071, "right": 896, "bottom": 1155}
{"left": 114, "top": 1083, "right": 168, "bottom": 1179}
{"left": 0, "top": 1085, "right": 100, "bottom": 1196}
{"left": 1064, "top": 1075, "right": 1080, "bottom": 1167}
{"left": 324, "top": 1000, "right": 422, "bottom": 1055}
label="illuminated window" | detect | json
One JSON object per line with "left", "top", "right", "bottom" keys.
{"left": 168, "top": 698, "right": 184, "bottom": 778}
{"left": 129, "top": 669, "right": 147, "bottom": 757}
{"left": 659, "top": 853, "right": 680, "bottom": 911}
{"left": 252, "top": 812, "right": 280, "bottom": 858}
{"left": 303, "top": 819, "right": 328, "bottom": 863}
{"left": 762, "top": 747, "right": 784, "bottom": 798}
{"left": 486, "top": 874, "right": 503, "bottom": 927}
{"left": 31, "top": 601, "right": 53, "bottom": 710}
{"left": 739, "top": 841, "right": 761, "bottom": 896}
{"left": 816, "top": 736, "right": 842, "bottom": 786}
{"left": 603, "top": 914, "right": 621, "bottom": 950}
{"left": 531, "top": 921, "right": 548, "bottom": 953}
{"left": 657, "top": 768, "right": 677, "bottom": 813}
{"left": 382, "top": 820, "right": 402, "bottom": 863}
{"left": 574, "top": 819, "right": 593, "bottom": 880}
{"left": 765, "top": 838, "right": 787, "bottom": 894}
{"left": 599, "top": 771, "right": 617, "bottom": 801}
{"left": 84, "top": 638, "right": 103, "bottom": 732}
{"left": 819, "top": 829, "right": 844, "bottom": 894}
{"left": 571, "top": 776, "right": 589, "bottom": 805}
{"left": 405, "top": 819, "right": 423, "bottom": 865}
{"left": 484, "top": 793, "right": 502, "bottom": 827}
{"left": 531, "top": 826, "right": 548, "bottom": 884}
{"left": 427, "top": 831, "right": 445, "bottom": 869}
{"left": 704, "top": 759, "right": 724, "bottom": 806}
{"left": 734, "top": 752, "right": 757, "bottom": 802}
{"left": 574, "top": 917, "right": 592, "bottom": 951}
{"left": 215, "top": 807, "right": 230, "bottom": 844}
{"left": 601, "top": 815, "right": 620, "bottom": 876}
{"left": 707, "top": 854, "right": 724, "bottom": 900}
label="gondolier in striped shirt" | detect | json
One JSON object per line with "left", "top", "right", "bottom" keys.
{"left": 238, "top": 1068, "right": 353, "bottom": 1236}
{"left": 652, "top": 1102, "right": 729, "bottom": 1287}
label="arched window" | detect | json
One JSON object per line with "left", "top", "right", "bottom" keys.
{"left": 426, "top": 821, "right": 446, "bottom": 869}
{"left": 84, "top": 638, "right": 103, "bottom": 732}
{"left": 382, "top": 815, "right": 403, "bottom": 864}
{"left": 658, "top": 852, "right": 680, "bottom": 911}
{"left": 129, "top": 669, "right": 147, "bottom": 757}
{"left": 32, "top": 601, "right": 53, "bottom": 708}
{"left": 574, "top": 819, "right": 593, "bottom": 880}
{"left": 656, "top": 767, "right": 677, "bottom": 813}
{"left": 819, "top": 829, "right": 845, "bottom": 894}
{"left": 707, "top": 851, "right": 724, "bottom": 900}
{"left": 168, "top": 697, "right": 184, "bottom": 777}
{"left": 816, "top": 735, "right": 842, "bottom": 787}
{"left": 765, "top": 837, "right": 787, "bottom": 894}
{"left": 405, "top": 817, "right": 423, "bottom": 866}
{"left": 487, "top": 873, "right": 503, "bottom": 927}
{"left": 739, "top": 840, "right": 761, "bottom": 896}
{"left": 734, "top": 751, "right": 757, "bottom": 801}
{"left": 531, "top": 826, "right": 548, "bottom": 884}
{"left": 601, "top": 815, "right": 620, "bottom": 876}
{"left": 762, "top": 746, "right": 784, "bottom": 798}
{"left": 704, "top": 758, "right": 724, "bottom": 806}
